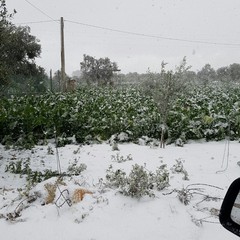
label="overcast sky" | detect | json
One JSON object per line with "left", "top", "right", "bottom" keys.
{"left": 6, "top": 0, "right": 240, "bottom": 76}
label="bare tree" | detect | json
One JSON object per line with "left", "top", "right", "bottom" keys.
{"left": 145, "top": 57, "right": 191, "bottom": 147}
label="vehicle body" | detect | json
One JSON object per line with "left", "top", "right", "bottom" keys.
{"left": 220, "top": 178, "right": 240, "bottom": 237}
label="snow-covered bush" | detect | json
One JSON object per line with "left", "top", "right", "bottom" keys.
{"left": 105, "top": 164, "right": 169, "bottom": 198}
{"left": 111, "top": 153, "right": 133, "bottom": 163}
{"left": 123, "top": 164, "right": 154, "bottom": 198}
{"left": 151, "top": 164, "right": 170, "bottom": 190}
{"left": 5, "top": 158, "right": 87, "bottom": 186}
{"left": 67, "top": 160, "right": 87, "bottom": 175}
{"left": 5, "top": 159, "right": 59, "bottom": 185}
{"left": 105, "top": 165, "right": 127, "bottom": 189}
{"left": 171, "top": 159, "right": 189, "bottom": 180}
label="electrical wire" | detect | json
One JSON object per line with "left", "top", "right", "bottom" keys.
{"left": 16, "top": 20, "right": 59, "bottom": 25}
{"left": 23, "top": 0, "right": 57, "bottom": 22}
{"left": 15, "top": 2, "right": 240, "bottom": 48}
{"left": 17, "top": 2, "right": 240, "bottom": 48}
{"left": 65, "top": 19, "right": 240, "bottom": 47}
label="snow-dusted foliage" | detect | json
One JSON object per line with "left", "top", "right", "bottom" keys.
{"left": 0, "top": 87, "right": 160, "bottom": 147}
{"left": 168, "top": 85, "right": 240, "bottom": 142}
{"left": 105, "top": 163, "right": 169, "bottom": 198}
{"left": 0, "top": 85, "right": 240, "bottom": 148}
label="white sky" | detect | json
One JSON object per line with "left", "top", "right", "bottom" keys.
{"left": 5, "top": 0, "right": 240, "bottom": 76}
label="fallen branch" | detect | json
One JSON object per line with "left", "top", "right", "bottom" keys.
{"left": 186, "top": 183, "right": 223, "bottom": 191}
{"left": 163, "top": 183, "right": 223, "bottom": 205}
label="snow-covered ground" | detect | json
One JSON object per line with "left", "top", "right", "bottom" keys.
{"left": 0, "top": 140, "right": 240, "bottom": 240}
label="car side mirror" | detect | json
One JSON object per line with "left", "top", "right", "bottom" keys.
{"left": 220, "top": 178, "right": 240, "bottom": 237}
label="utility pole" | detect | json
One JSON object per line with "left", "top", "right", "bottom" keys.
{"left": 60, "top": 17, "right": 66, "bottom": 92}
{"left": 50, "top": 69, "right": 53, "bottom": 92}
{"left": 57, "top": 70, "right": 61, "bottom": 92}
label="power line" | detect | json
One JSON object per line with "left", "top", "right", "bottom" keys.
{"left": 65, "top": 19, "right": 240, "bottom": 47}
{"left": 23, "top": 0, "right": 56, "bottom": 21}
{"left": 16, "top": 20, "right": 59, "bottom": 25}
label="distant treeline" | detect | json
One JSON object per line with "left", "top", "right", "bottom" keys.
{"left": 109, "top": 63, "right": 240, "bottom": 86}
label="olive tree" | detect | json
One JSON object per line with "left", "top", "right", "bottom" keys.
{"left": 144, "top": 57, "right": 191, "bottom": 147}
{"left": 80, "top": 54, "right": 120, "bottom": 86}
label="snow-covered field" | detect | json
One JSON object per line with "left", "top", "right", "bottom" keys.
{"left": 0, "top": 140, "right": 240, "bottom": 240}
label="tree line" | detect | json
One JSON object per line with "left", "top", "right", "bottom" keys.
{"left": 1, "top": 0, "right": 240, "bottom": 96}
{"left": 107, "top": 63, "right": 240, "bottom": 86}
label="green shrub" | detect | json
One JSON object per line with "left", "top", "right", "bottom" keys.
{"left": 105, "top": 164, "right": 169, "bottom": 198}
{"left": 67, "top": 160, "right": 87, "bottom": 175}
{"left": 5, "top": 158, "right": 87, "bottom": 185}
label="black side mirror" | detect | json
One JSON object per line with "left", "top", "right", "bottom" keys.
{"left": 220, "top": 178, "right": 240, "bottom": 237}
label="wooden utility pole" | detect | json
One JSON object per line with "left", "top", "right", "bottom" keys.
{"left": 50, "top": 69, "right": 53, "bottom": 92}
{"left": 57, "top": 70, "right": 61, "bottom": 91}
{"left": 60, "top": 17, "right": 66, "bottom": 92}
